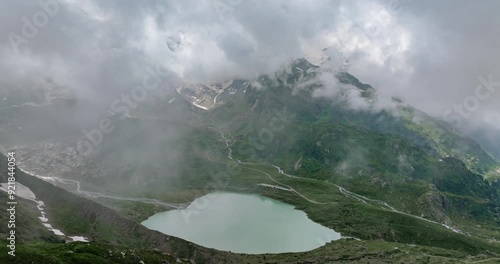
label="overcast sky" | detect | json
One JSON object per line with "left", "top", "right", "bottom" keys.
{"left": 1, "top": 0, "right": 499, "bottom": 132}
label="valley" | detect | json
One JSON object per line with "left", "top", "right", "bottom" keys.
{"left": 1, "top": 57, "right": 499, "bottom": 263}
{"left": 2, "top": 1, "right": 500, "bottom": 263}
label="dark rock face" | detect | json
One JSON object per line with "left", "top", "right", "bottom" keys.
{"left": 417, "top": 184, "right": 453, "bottom": 225}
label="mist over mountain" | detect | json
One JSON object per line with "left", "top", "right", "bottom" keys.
{"left": 1, "top": 0, "right": 499, "bottom": 154}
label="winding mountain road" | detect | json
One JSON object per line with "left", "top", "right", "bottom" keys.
{"left": 18, "top": 168, "right": 188, "bottom": 209}
{"left": 211, "top": 128, "right": 464, "bottom": 234}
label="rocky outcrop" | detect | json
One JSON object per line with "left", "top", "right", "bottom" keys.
{"left": 417, "top": 184, "right": 453, "bottom": 225}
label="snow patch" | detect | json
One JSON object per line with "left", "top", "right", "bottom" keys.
{"left": 68, "top": 236, "right": 89, "bottom": 242}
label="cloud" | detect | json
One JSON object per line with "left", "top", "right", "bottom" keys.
{"left": 339, "top": 0, "right": 500, "bottom": 130}
{"left": 0, "top": 0, "right": 498, "bottom": 136}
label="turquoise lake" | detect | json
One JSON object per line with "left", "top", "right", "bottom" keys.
{"left": 141, "top": 192, "right": 341, "bottom": 254}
